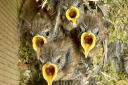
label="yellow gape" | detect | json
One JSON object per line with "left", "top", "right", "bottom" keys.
{"left": 66, "top": 7, "right": 80, "bottom": 26}
{"left": 32, "top": 35, "right": 47, "bottom": 59}
{"left": 42, "top": 63, "right": 58, "bottom": 85}
{"left": 81, "top": 32, "right": 96, "bottom": 58}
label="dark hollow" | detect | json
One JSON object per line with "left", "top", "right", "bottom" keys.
{"left": 84, "top": 36, "right": 93, "bottom": 44}
{"left": 36, "top": 39, "right": 44, "bottom": 47}
{"left": 69, "top": 11, "right": 77, "bottom": 18}
{"left": 46, "top": 66, "right": 55, "bottom": 76}
{"left": 89, "top": 1, "right": 96, "bottom": 9}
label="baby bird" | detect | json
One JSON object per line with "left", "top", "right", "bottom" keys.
{"left": 40, "top": 36, "right": 81, "bottom": 81}
{"left": 60, "top": 0, "right": 84, "bottom": 31}
{"left": 31, "top": 11, "right": 54, "bottom": 59}
{"left": 77, "top": 13, "right": 108, "bottom": 71}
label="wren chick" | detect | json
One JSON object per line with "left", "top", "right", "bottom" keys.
{"left": 39, "top": 36, "right": 81, "bottom": 80}
{"left": 60, "top": 0, "right": 84, "bottom": 31}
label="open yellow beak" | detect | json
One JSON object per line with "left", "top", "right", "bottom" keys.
{"left": 66, "top": 7, "right": 80, "bottom": 26}
{"left": 81, "top": 32, "right": 96, "bottom": 58}
{"left": 42, "top": 63, "right": 58, "bottom": 85}
{"left": 32, "top": 35, "right": 47, "bottom": 59}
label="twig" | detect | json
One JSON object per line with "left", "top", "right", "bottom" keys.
{"left": 100, "top": 71, "right": 117, "bottom": 81}
{"left": 52, "top": 5, "right": 61, "bottom": 39}
{"left": 39, "top": 56, "right": 44, "bottom": 64}
{"left": 54, "top": 9, "right": 60, "bottom": 33}
{"left": 103, "top": 39, "right": 108, "bottom": 64}
{"left": 41, "top": 0, "right": 47, "bottom": 9}
{"left": 116, "top": 40, "right": 121, "bottom": 62}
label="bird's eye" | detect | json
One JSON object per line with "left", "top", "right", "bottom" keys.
{"left": 45, "top": 31, "right": 49, "bottom": 36}
{"left": 77, "top": 3, "right": 81, "bottom": 7}
{"left": 93, "top": 27, "right": 99, "bottom": 36}
{"left": 57, "top": 58, "right": 61, "bottom": 63}
{"left": 84, "top": 6, "right": 88, "bottom": 10}
{"left": 95, "top": 30, "right": 99, "bottom": 35}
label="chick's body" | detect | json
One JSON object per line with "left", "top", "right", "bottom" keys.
{"left": 40, "top": 37, "right": 80, "bottom": 80}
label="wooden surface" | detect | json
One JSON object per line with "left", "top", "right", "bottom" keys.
{"left": 0, "top": 0, "right": 22, "bottom": 85}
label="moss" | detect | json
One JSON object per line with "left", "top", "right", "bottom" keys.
{"left": 108, "top": 0, "right": 128, "bottom": 44}
{"left": 116, "top": 80, "right": 128, "bottom": 85}
{"left": 99, "top": 0, "right": 128, "bottom": 83}
{"left": 118, "top": 72, "right": 128, "bottom": 80}
{"left": 93, "top": 55, "right": 103, "bottom": 68}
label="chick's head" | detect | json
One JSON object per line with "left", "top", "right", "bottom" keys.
{"left": 61, "top": 0, "right": 84, "bottom": 31}
{"left": 40, "top": 37, "right": 80, "bottom": 80}
{"left": 79, "top": 14, "right": 107, "bottom": 58}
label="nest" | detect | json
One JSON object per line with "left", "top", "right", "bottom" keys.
{"left": 18, "top": 0, "right": 128, "bottom": 85}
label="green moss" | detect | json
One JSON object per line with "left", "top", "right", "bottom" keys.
{"left": 93, "top": 55, "right": 103, "bottom": 68}
{"left": 116, "top": 80, "right": 128, "bottom": 85}
{"left": 118, "top": 72, "right": 128, "bottom": 80}
{"left": 108, "top": 0, "right": 128, "bottom": 44}
{"left": 106, "top": 0, "right": 128, "bottom": 83}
